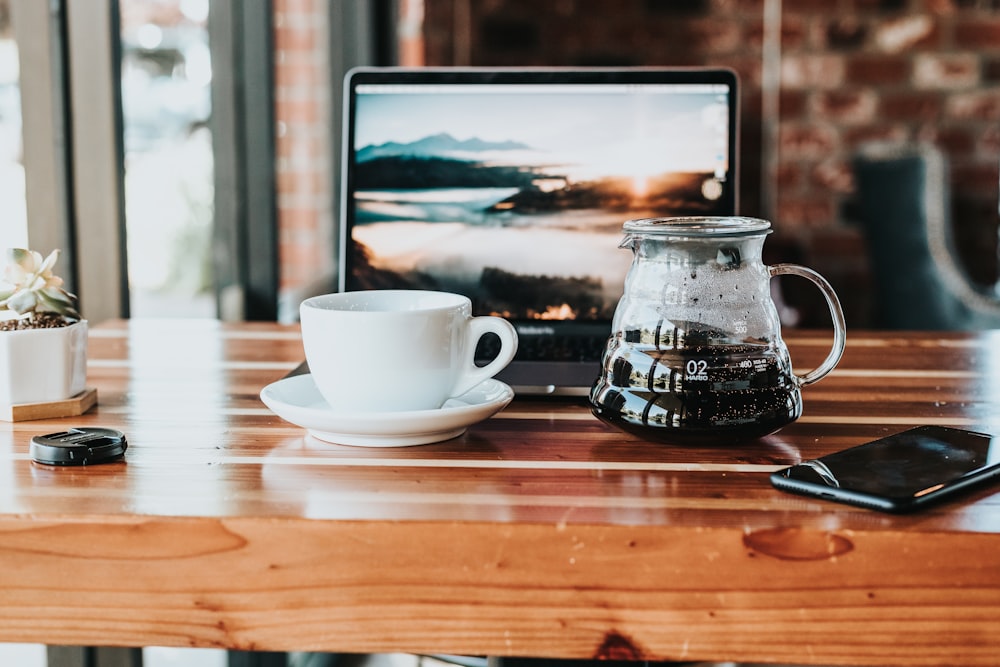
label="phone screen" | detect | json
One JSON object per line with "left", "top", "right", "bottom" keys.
{"left": 770, "top": 425, "right": 1000, "bottom": 512}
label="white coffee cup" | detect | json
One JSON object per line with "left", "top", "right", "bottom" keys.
{"left": 300, "top": 290, "right": 518, "bottom": 413}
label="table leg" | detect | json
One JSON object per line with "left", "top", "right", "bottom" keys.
{"left": 228, "top": 651, "right": 289, "bottom": 667}
{"left": 47, "top": 646, "right": 143, "bottom": 667}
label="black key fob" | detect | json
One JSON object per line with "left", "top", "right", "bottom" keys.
{"left": 30, "top": 428, "right": 128, "bottom": 466}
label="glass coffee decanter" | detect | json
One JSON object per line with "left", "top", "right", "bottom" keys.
{"left": 590, "top": 216, "right": 846, "bottom": 444}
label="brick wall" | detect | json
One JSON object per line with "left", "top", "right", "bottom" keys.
{"left": 418, "top": 0, "right": 1000, "bottom": 328}
{"left": 268, "top": 0, "right": 1000, "bottom": 327}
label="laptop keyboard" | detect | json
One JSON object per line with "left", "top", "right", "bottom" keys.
{"left": 476, "top": 331, "right": 607, "bottom": 363}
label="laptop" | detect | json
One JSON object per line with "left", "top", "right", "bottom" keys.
{"left": 339, "top": 67, "right": 739, "bottom": 395}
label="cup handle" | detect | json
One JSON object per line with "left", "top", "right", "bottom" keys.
{"left": 452, "top": 316, "right": 519, "bottom": 397}
{"left": 769, "top": 263, "right": 847, "bottom": 386}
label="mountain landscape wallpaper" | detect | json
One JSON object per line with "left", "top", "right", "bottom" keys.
{"left": 347, "top": 88, "right": 731, "bottom": 321}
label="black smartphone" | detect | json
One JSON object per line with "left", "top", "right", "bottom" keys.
{"left": 770, "top": 425, "right": 1000, "bottom": 513}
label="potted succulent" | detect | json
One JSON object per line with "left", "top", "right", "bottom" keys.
{"left": 0, "top": 248, "right": 88, "bottom": 406}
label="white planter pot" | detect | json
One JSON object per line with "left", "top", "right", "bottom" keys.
{"left": 0, "top": 319, "right": 88, "bottom": 405}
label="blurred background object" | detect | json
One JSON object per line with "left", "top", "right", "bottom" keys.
{"left": 853, "top": 140, "right": 1000, "bottom": 330}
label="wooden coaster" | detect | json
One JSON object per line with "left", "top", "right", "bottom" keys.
{"left": 0, "top": 387, "right": 98, "bottom": 422}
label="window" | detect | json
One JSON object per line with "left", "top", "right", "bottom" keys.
{"left": 0, "top": 0, "right": 27, "bottom": 248}
{"left": 120, "top": 0, "right": 215, "bottom": 317}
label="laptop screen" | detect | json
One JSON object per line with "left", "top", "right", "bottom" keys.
{"left": 340, "top": 67, "right": 738, "bottom": 328}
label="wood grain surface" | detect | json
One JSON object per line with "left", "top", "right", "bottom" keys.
{"left": 1, "top": 319, "right": 998, "bottom": 665}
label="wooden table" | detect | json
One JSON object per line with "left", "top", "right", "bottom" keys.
{"left": 1, "top": 319, "right": 999, "bottom": 666}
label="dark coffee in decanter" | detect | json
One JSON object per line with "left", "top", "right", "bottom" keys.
{"left": 590, "top": 217, "right": 846, "bottom": 444}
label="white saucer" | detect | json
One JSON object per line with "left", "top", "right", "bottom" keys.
{"left": 259, "top": 374, "right": 514, "bottom": 447}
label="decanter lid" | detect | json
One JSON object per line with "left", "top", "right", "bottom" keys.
{"left": 622, "top": 216, "right": 772, "bottom": 236}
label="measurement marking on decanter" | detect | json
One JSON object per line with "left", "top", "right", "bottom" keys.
{"left": 685, "top": 359, "right": 709, "bottom": 380}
